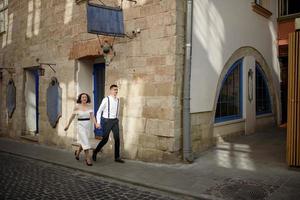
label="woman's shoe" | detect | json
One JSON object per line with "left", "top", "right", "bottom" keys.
{"left": 74, "top": 150, "right": 79, "bottom": 160}
{"left": 85, "top": 159, "right": 93, "bottom": 166}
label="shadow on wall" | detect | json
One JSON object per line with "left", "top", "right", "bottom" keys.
{"left": 192, "top": 0, "right": 279, "bottom": 113}
{"left": 191, "top": 0, "right": 225, "bottom": 152}
{"left": 118, "top": 78, "right": 145, "bottom": 160}
{"left": 191, "top": 0, "right": 280, "bottom": 153}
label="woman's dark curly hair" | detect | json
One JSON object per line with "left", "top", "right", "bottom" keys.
{"left": 76, "top": 93, "right": 91, "bottom": 104}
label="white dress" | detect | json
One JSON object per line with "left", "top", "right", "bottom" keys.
{"left": 76, "top": 109, "right": 93, "bottom": 150}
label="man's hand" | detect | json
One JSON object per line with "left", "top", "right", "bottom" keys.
{"left": 95, "top": 123, "right": 101, "bottom": 129}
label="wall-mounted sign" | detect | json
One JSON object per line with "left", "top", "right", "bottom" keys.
{"left": 47, "top": 77, "right": 62, "bottom": 128}
{"left": 87, "top": 3, "right": 125, "bottom": 37}
{"left": 6, "top": 79, "right": 16, "bottom": 118}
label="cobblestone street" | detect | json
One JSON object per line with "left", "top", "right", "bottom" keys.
{"left": 0, "top": 152, "right": 180, "bottom": 200}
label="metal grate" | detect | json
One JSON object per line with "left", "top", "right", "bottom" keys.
{"left": 205, "top": 178, "right": 279, "bottom": 200}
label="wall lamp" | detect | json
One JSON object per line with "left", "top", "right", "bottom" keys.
{"left": 36, "top": 58, "right": 56, "bottom": 76}
{"left": 248, "top": 68, "right": 254, "bottom": 102}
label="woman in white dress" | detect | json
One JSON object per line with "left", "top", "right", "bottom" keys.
{"left": 64, "top": 93, "right": 97, "bottom": 166}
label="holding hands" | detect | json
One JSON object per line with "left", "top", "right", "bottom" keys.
{"left": 95, "top": 123, "right": 101, "bottom": 129}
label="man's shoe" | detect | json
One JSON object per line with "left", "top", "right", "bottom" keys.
{"left": 92, "top": 151, "right": 97, "bottom": 161}
{"left": 115, "top": 158, "right": 125, "bottom": 163}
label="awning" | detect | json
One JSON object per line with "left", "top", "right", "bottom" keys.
{"left": 69, "top": 37, "right": 114, "bottom": 60}
{"left": 69, "top": 38, "right": 101, "bottom": 60}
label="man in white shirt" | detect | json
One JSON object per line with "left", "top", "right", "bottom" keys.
{"left": 93, "top": 84, "right": 124, "bottom": 163}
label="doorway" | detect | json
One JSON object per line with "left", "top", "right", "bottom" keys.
{"left": 77, "top": 60, "right": 105, "bottom": 139}
{"left": 93, "top": 63, "right": 105, "bottom": 138}
{"left": 24, "top": 69, "right": 39, "bottom": 134}
{"left": 279, "top": 56, "right": 288, "bottom": 124}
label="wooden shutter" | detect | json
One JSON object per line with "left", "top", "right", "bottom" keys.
{"left": 287, "top": 31, "right": 300, "bottom": 167}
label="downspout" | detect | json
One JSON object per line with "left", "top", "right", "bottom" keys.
{"left": 183, "top": 0, "right": 194, "bottom": 162}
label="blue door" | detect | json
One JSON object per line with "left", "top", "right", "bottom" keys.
{"left": 34, "top": 70, "right": 39, "bottom": 134}
{"left": 93, "top": 63, "right": 105, "bottom": 137}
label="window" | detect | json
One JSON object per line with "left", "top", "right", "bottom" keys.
{"left": 255, "top": 0, "right": 270, "bottom": 9}
{"left": 0, "top": 0, "right": 8, "bottom": 33}
{"left": 252, "top": 0, "right": 272, "bottom": 18}
{"left": 256, "top": 64, "right": 272, "bottom": 115}
{"left": 215, "top": 59, "right": 243, "bottom": 123}
{"left": 255, "top": 0, "right": 263, "bottom": 6}
{"left": 279, "top": 0, "right": 300, "bottom": 17}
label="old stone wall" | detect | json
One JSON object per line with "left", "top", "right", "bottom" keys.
{"left": 0, "top": 0, "right": 185, "bottom": 162}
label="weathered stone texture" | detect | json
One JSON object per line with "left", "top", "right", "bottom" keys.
{"left": 0, "top": 0, "right": 185, "bottom": 162}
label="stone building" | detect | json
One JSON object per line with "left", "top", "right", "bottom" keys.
{"left": 0, "top": 0, "right": 297, "bottom": 163}
{"left": 0, "top": 0, "right": 185, "bottom": 162}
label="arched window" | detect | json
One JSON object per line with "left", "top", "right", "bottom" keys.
{"left": 256, "top": 64, "right": 272, "bottom": 115}
{"left": 215, "top": 59, "right": 243, "bottom": 123}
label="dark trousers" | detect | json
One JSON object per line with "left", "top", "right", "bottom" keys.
{"left": 95, "top": 118, "right": 120, "bottom": 159}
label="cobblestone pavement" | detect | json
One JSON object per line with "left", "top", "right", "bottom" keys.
{"left": 0, "top": 152, "right": 184, "bottom": 200}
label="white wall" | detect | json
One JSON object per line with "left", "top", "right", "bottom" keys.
{"left": 76, "top": 60, "right": 94, "bottom": 138}
{"left": 191, "top": 0, "right": 280, "bottom": 113}
{"left": 243, "top": 56, "right": 256, "bottom": 134}
{"left": 77, "top": 60, "right": 94, "bottom": 106}
{"left": 25, "top": 71, "right": 37, "bottom": 133}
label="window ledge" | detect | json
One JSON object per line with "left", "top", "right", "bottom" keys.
{"left": 256, "top": 113, "right": 273, "bottom": 119}
{"left": 278, "top": 13, "right": 300, "bottom": 22}
{"left": 214, "top": 118, "right": 245, "bottom": 127}
{"left": 251, "top": 3, "right": 272, "bottom": 18}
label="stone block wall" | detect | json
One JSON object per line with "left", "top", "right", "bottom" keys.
{"left": 0, "top": 0, "right": 185, "bottom": 162}
{"left": 191, "top": 112, "right": 215, "bottom": 156}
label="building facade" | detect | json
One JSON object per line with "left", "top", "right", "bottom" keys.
{"left": 189, "top": 0, "right": 299, "bottom": 159}
{"left": 0, "top": 0, "right": 185, "bottom": 162}
{"left": 190, "top": 0, "right": 282, "bottom": 155}
{"left": 0, "top": 0, "right": 296, "bottom": 163}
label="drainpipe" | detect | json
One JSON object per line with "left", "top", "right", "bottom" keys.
{"left": 183, "top": 0, "right": 194, "bottom": 162}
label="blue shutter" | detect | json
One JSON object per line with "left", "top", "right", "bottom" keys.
{"left": 6, "top": 79, "right": 16, "bottom": 118}
{"left": 87, "top": 3, "right": 125, "bottom": 37}
{"left": 47, "top": 77, "right": 62, "bottom": 128}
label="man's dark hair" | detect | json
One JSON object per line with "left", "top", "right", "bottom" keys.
{"left": 110, "top": 84, "right": 118, "bottom": 90}
{"left": 76, "top": 93, "right": 91, "bottom": 104}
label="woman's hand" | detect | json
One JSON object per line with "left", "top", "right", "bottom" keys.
{"left": 64, "top": 125, "right": 69, "bottom": 131}
{"left": 95, "top": 123, "right": 101, "bottom": 129}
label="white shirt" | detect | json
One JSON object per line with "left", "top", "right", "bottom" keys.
{"left": 96, "top": 96, "right": 119, "bottom": 124}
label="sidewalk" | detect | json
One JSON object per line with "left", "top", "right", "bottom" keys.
{"left": 1, "top": 128, "right": 300, "bottom": 200}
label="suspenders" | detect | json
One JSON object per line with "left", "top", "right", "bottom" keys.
{"left": 116, "top": 98, "right": 119, "bottom": 117}
{"left": 107, "top": 96, "right": 119, "bottom": 119}
{"left": 107, "top": 96, "right": 110, "bottom": 118}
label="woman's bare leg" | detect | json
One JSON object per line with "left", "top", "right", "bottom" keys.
{"left": 84, "top": 149, "right": 92, "bottom": 164}
{"left": 76, "top": 145, "right": 82, "bottom": 157}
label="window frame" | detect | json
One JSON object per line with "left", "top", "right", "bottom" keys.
{"left": 252, "top": 0, "right": 272, "bottom": 18}
{"left": 215, "top": 59, "right": 244, "bottom": 123}
{"left": 278, "top": 0, "right": 300, "bottom": 19}
{"left": 255, "top": 63, "right": 272, "bottom": 116}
